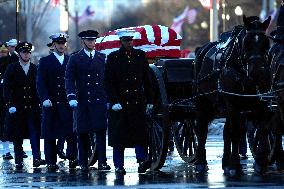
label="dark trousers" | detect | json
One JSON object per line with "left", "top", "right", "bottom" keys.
{"left": 56, "top": 137, "right": 65, "bottom": 152}
{"left": 14, "top": 115, "right": 40, "bottom": 164}
{"left": 27, "top": 113, "right": 41, "bottom": 160}
{"left": 78, "top": 130, "right": 107, "bottom": 167}
{"left": 44, "top": 134, "right": 77, "bottom": 165}
{"left": 13, "top": 139, "right": 24, "bottom": 164}
{"left": 113, "top": 146, "right": 146, "bottom": 168}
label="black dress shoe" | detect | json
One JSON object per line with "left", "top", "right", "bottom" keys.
{"left": 33, "top": 159, "right": 43, "bottom": 168}
{"left": 98, "top": 163, "right": 111, "bottom": 170}
{"left": 40, "top": 159, "right": 46, "bottom": 165}
{"left": 138, "top": 161, "right": 151, "bottom": 173}
{"left": 57, "top": 150, "right": 66, "bottom": 160}
{"left": 15, "top": 163, "right": 24, "bottom": 170}
{"left": 3, "top": 152, "right": 13, "bottom": 160}
{"left": 115, "top": 167, "right": 126, "bottom": 175}
{"left": 69, "top": 159, "right": 78, "bottom": 169}
{"left": 47, "top": 164, "right": 59, "bottom": 172}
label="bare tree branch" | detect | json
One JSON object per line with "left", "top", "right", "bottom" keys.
{"left": 32, "top": 0, "right": 51, "bottom": 31}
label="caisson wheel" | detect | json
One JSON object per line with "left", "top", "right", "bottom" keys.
{"left": 173, "top": 119, "right": 198, "bottom": 163}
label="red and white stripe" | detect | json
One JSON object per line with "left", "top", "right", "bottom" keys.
{"left": 95, "top": 25, "right": 182, "bottom": 59}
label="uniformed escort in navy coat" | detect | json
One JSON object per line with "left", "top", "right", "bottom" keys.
{"left": 104, "top": 29, "right": 154, "bottom": 174}
{"left": 3, "top": 42, "right": 44, "bottom": 169}
{"left": 37, "top": 33, "right": 77, "bottom": 171}
{"left": 65, "top": 30, "right": 110, "bottom": 171}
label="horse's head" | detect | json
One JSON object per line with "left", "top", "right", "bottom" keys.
{"left": 242, "top": 15, "right": 271, "bottom": 90}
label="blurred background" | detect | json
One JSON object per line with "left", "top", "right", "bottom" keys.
{"left": 0, "top": 0, "right": 282, "bottom": 60}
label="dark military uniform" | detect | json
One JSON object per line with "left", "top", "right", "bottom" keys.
{"left": 104, "top": 46, "right": 153, "bottom": 169}
{"left": 0, "top": 56, "right": 10, "bottom": 141}
{"left": 37, "top": 53, "right": 77, "bottom": 166}
{"left": 3, "top": 60, "right": 41, "bottom": 165}
{"left": 65, "top": 49, "right": 108, "bottom": 167}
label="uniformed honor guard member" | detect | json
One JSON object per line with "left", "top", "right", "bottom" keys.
{"left": 3, "top": 42, "right": 45, "bottom": 169}
{"left": 6, "top": 39, "right": 19, "bottom": 63}
{"left": 104, "top": 29, "right": 154, "bottom": 174}
{"left": 65, "top": 30, "right": 110, "bottom": 172}
{"left": 46, "top": 40, "right": 66, "bottom": 160}
{"left": 0, "top": 44, "right": 13, "bottom": 160}
{"left": 37, "top": 33, "right": 78, "bottom": 172}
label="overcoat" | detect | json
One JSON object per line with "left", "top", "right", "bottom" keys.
{"left": 65, "top": 50, "right": 107, "bottom": 134}
{"left": 3, "top": 62, "right": 41, "bottom": 140}
{"left": 37, "top": 53, "right": 73, "bottom": 139}
{"left": 0, "top": 56, "right": 10, "bottom": 141}
{"left": 104, "top": 47, "right": 153, "bottom": 148}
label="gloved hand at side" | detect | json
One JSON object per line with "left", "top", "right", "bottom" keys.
{"left": 9, "top": 107, "right": 16, "bottom": 114}
{"left": 43, "top": 99, "right": 52, "bottom": 107}
{"left": 112, "top": 103, "right": 122, "bottom": 111}
{"left": 69, "top": 100, "right": 78, "bottom": 108}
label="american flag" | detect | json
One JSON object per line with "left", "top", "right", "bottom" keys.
{"left": 170, "top": 6, "right": 197, "bottom": 34}
{"left": 69, "top": 6, "right": 95, "bottom": 24}
{"left": 95, "top": 25, "right": 182, "bottom": 59}
{"left": 198, "top": 0, "right": 219, "bottom": 9}
{"left": 77, "top": 6, "right": 95, "bottom": 24}
{"left": 50, "top": 0, "right": 60, "bottom": 7}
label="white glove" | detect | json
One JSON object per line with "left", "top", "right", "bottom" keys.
{"left": 112, "top": 103, "right": 122, "bottom": 111}
{"left": 146, "top": 104, "right": 153, "bottom": 114}
{"left": 69, "top": 100, "right": 78, "bottom": 108}
{"left": 42, "top": 99, "right": 52, "bottom": 107}
{"left": 9, "top": 107, "right": 16, "bottom": 114}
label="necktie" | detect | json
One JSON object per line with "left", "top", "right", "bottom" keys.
{"left": 90, "top": 53, "right": 93, "bottom": 59}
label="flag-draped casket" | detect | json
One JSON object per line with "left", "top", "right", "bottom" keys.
{"left": 95, "top": 25, "right": 182, "bottom": 59}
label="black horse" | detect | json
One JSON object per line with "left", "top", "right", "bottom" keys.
{"left": 193, "top": 15, "right": 271, "bottom": 176}
{"left": 268, "top": 37, "right": 284, "bottom": 171}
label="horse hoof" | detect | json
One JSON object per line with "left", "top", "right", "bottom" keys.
{"left": 228, "top": 168, "right": 242, "bottom": 177}
{"left": 276, "top": 162, "right": 284, "bottom": 171}
{"left": 195, "top": 164, "right": 208, "bottom": 173}
{"left": 253, "top": 163, "right": 267, "bottom": 175}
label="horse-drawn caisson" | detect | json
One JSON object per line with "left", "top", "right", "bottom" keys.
{"left": 89, "top": 6, "right": 284, "bottom": 176}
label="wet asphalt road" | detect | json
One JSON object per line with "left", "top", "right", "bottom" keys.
{"left": 1, "top": 135, "right": 284, "bottom": 188}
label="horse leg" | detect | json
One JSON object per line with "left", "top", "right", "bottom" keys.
{"left": 253, "top": 124, "right": 270, "bottom": 175}
{"left": 270, "top": 111, "right": 284, "bottom": 171}
{"left": 194, "top": 116, "right": 209, "bottom": 173}
{"left": 228, "top": 112, "right": 243, "bottom": 177}
{"left": 194, "top": 97, "right": 212, "bottom": 173}
{"left": 222, "top": 118, "right": 232, "bottom": 174}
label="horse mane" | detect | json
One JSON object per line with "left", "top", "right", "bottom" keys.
{"left": 219, "top": 25, "right": 246, "bottom": 69}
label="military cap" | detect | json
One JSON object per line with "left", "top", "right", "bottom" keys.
{"left": 6, "top": 38, "right": 17, "bottom": 47}
{"left": 115, "top": 29, "right": 136, "bottom": 40}
{"left": 15, "top": 42, "right": 33, "bottom": 53}
{"left": 78, "top": 30, "right": 99, "bottom": 39}
{"left": 49, "top": 33, "right": 69, "bottom": 43}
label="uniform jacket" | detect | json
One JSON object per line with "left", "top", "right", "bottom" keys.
{"left": 65, "top": 49, "right": 107, "bottom": 133}
{"left": 3, "top": 62, "right": 41, "bottom": 140}
{"left": 0, "top": 56, "right": 11, "bottom": 140}
{"left": 104, "top": 47, "right": 153, "bottom": 147}
{"left": 37, "top": 53, "right": 73, "bottom": 139}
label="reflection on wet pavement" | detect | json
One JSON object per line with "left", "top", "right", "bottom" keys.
{"left": 0, "top": 136, "right": 284, "bottom": 188}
